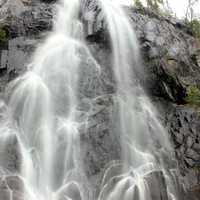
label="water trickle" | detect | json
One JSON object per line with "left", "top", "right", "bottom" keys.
{"left": 0, "top": 0, "right": 180, "bottom": 200}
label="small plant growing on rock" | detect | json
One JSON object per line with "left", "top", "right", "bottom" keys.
{"left": 146, "top": 0, "right": 164, "bottom": 12}
{"left": 185, "top": 85, "right": 200, "bottom": 106}
{"left": 0, "top": 28, "right": 7, "bottom": 42}
{"left": 134, "top": 0, "right": 144, "bottom": 8}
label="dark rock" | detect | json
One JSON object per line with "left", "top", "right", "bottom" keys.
{"left": 0, "top": 132, "right": 22, "bottom": 174}
{"left": 0, "top": 0, "right": 53, "bottom": 91}
{"left": 144, "top": 171, "right": 168, "bottom": 200}
{"left": 99, "top": 168, "right": 168, "bottom": 200}
{"left": 165, "top": 104, "right": 200, "bottom": 191}
{"left": 0, "top": 175, "right": 25, "bottom": 200}
{"left": 0, "top": 37, "right": 36, "bottom": 91}
{"left": 56, "top": 182, "right": 82, "bottom": 200}
{"left": 0, "top": 0, "right": 53, "bottom": 38}
{"left": 79, "top": 95, "right": 121, "bottom": 194}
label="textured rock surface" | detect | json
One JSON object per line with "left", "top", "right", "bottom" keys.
{"left": 129, "top": 8, "right": 200, "bottom": 103}
{"left": 165, "top": 104, "right": 200, "bottom": 198}
{"left": 0, "top": 1, "right": 200, "bottom": 199}
{"left": 0, "top": 176, "right": 25, "bottom": 200}
{"left": 0, "top": 0, "right": 53, "bottom": 92}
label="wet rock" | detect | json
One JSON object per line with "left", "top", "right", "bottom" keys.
{"left": 0, "top": 0, "right": 53, "bottom": 38}
{"left": 0, "top": 133, "right": 22, "bottom": 174}
{"left": 0, "top": 175, "right": 25, "bottom": 200}
{"left": 56, "top": 182, "right": 82, "bottom": 200}
{"left": 165, "top": 105, "right": 200, "bottom": 190}
{"left": 127, "top": 10, "right": 199, "bottom": 103}
{"left": 144, "top": 171, "right": 168, "bottom": 200}
{"left": 79, "top": 95, "right": 121, "bottom": 187}
{"left": 99, "top": 169, "right": 168, "bottom": 200}
{"left": 0, "top": 0, "right": 53, "bottom": 91}
{"left": 83, "top": 5, "right": 199, "bottom": 103}
{"left": 187, "top": 185, "right": 200, "bottom": 200}
{"left": 83, "top": 7, "right": 200, "bottom": 195}
{"left": 0, "top": 37, "right": 36, "bottom": 91}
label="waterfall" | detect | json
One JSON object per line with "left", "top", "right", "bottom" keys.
{"left": 92, "top": 1, "right": 177, "bottom": 200}
{"left": 0, "top": 0, "right": 180, "bottom": 200}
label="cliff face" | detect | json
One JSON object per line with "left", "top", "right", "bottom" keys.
{"left": 128, "top": 8, "right": 200, "bottom": 193}
{"left": 0, "top": 0, "right": 52, "bottom": 91}
{"left": 85, "top": 6, "right": 200, "bottom": 198}
{"left": 0, "top": 0, "right": 200, "bottom": 199}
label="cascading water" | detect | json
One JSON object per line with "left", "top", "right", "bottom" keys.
{"left": 0, "top": 0, "right": 180, "bottom": 200}
{"left": 0, "top": 0, "right": 86, "bottom": 199}
{"left": 96, "top": 1, "right": 178, "bottom": 200}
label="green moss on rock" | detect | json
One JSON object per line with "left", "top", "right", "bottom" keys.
{"left": 0, "top": 28, "right": 8, "bottom": 42}
{"left": 185, "top": 85, "right": 200, "bottom": 106}
{"left": 187, "top": 19, "right": 200, "bottom": 39}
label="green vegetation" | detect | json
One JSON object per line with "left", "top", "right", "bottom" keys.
{"left": 134, "top": 0, "right": 144, "bottom": 8}
{"left": 146, "top": 0, "right": 164, "bottom": 12}
{"left": 185, "top": 85, "right": 200, "bottom": 106}
{"left": 134, "top": 0, "right": 171, "bottom": 15}
{"left": 0, "top": 27, "right": 7, "bottom": 42}
{"left": 187, "top": 19, "right": 200, "bottom": 39}
{"left": 133, "top": 1, "right": 200, "bottom": 39}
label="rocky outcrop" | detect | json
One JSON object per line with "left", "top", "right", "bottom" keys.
{"left": 129, "top": 8, "right": 200, "bottom": 103}
{"left": 0, "top": 176, "right": 25, "bottom": 200}
{"left": 0, "top": 0, "right": 53, "bottom": 93}
{"left": 0, "top": 1, "right": 200, "bottom": 199}
{"left": 163, "top": 104, "right": 200, "bottom": 200}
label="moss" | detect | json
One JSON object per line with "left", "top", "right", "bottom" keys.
{"left": 185, "top": 85, "right": 200, "bottom": 106}
{"left": 0, "top": 27, "right": 8, "bottom": 42}
{"left": 186, "top": 19, "right": 200, "bottom": 39}
{"left": 134, "top": 0, "right": 144, "bottom": 9}
{"left": 146, "top": 0, "right": 164, "bottom": 12}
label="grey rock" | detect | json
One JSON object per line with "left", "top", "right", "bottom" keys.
{"left": 56, "top": 182, "right": 82, "bottom": 200}
{"left": 0, "top": 133, "right": 22, "bottom": 174}
{"left": 0, "top": 0, "right": 53, "bottom": 38}
{"left": 0, "top": 175, "right": 26, "bottom": 200}
{"left": 99, "top": 168, "right": 168, "bottom": 200}
{"left": 144, "top": 171, "right": 168, "bottom": 200}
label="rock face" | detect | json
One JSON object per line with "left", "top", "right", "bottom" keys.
{"left": 129, "top": 9, "right": 200, "bottom": 103}
{"left": 83, "top": 5, "right": 200, "bottom": 198}
{"left": 0, "top": 1, "right": 200, "bottom": 200}
{"left": 0, "top": 0, "right": 53, "bottom": 92}
{"left": 0, "top": 175, "right": 25, "bottom": 200}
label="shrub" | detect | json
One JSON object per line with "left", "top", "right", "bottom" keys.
{"left": 185, "top": 85, "right": 200, "bottom": 106}
{"left": 147, "top": 0, "right": 164, "bottom": 12}
{"left": 134, "top": 0, "right": 144, "bottom": 8}
{"left": 187, "top": 19, "right": 200, "bottom": 39}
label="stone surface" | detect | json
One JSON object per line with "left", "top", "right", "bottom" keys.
{"left": 165, "top": 105, "right": 200, "bottom": 189}
{"left": 0, "top": 175, "right": 25, "bottom": 200}
{"left": 98, "top": 168, "right": 168, "bottom": 200}
{"left": 0, "top": 0, "right": 54, "bottom": 93}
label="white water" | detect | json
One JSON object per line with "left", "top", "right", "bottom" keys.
{"left": 97, "top": 1, "right": 177, "bottom": 199}
{"left": 0, "top": 0, "right": 179, "bottom": 200}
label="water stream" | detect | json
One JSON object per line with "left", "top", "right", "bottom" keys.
{"left": 0, "top": 0, "right": 179, "bottom": 199}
